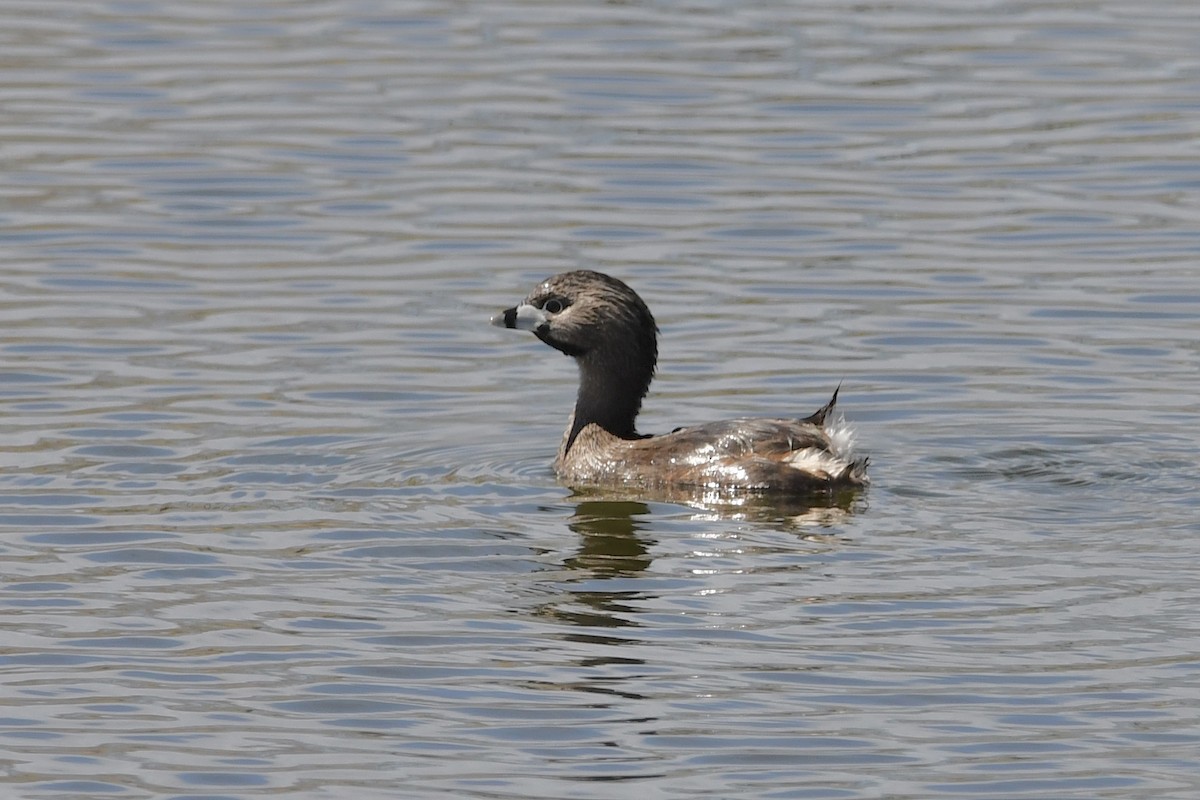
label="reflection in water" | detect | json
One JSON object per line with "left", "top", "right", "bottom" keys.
{"left": 566, "top": 500, "right": 654, "bottom": 577}
{"left": 570, "top": 486, "right": 865, "bottom": 530}
{"left": 542, "top": 501, "right": 654, "bottom": 642}
{"left": 542, "top": 492, "right": 860, "bottom": 642}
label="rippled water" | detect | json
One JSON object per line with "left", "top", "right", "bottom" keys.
{"left": 3, "top": 1, "right": 1199, "bottom": 798}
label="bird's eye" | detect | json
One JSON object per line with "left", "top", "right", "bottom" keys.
{"left": 543, "top": 298, "right": 566, "bottom": 314}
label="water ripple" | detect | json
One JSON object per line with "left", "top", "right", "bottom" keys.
{"left": 2, "top": 1, "right": 1200, "bottom": 798}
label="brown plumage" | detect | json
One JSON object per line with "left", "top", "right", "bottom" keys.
{"left": 492, "top": 270, "right": 868, "bottom": 493}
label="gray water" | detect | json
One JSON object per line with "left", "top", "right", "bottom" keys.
{"left": 2, "top": 2, "right": 1199, "bottom": 798}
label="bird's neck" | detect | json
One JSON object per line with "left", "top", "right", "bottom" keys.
{"left": 563, "top": 348, "right": 653, "bottom": 454}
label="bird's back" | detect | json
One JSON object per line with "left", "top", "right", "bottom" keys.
{"left": 557, "top": 414, "right": 867, "bottom": 494}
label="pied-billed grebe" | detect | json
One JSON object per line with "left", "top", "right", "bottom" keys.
{"left": 492, "top": 270, "right": 868, "bottom": 493}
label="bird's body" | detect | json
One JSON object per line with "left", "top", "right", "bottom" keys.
{"left": 492, "top": 270, "right": 867, "bottom": 493}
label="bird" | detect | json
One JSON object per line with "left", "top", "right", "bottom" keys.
{"left": 491, "top": 270, "right": 867, "bottom": 494}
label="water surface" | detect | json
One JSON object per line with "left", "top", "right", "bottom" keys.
{"left": 2, "top": 2, "right": 1199, "bottom": 798}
